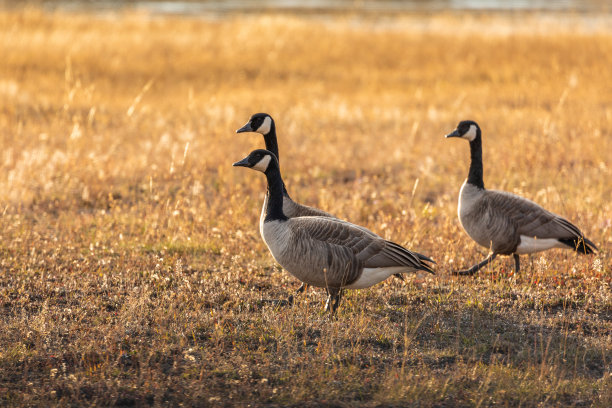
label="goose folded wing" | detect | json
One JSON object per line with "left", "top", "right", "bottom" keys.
{"left": 289, "top": 217, "right": 385, "bottom": 286}
{"left": 291, "top": 217, "right": 382, "bottom": 253}
{"left": 291, "top": 217, "right": 432, "bottom": 275}
{"left": 486, "top": 190, "right": 586, "bottom": 240}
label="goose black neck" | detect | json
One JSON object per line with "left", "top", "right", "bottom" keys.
{"left": 262, "top": 122, "right": 290, "bottom": 198}
{"left": 467, "top": 132, "right": 485, "bottom": 189}
{"left": 264, "top": 163, "right": 288, "bottom": 222}
{"left": 262, "top": 122, "right": 279, "bottom": 161}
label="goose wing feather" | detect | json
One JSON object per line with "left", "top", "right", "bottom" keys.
{"left": 386, "top": 241, "right": 435, "bottom": 264}
{"left": 287, "top": 217, "right": 432, "bottom": 288}
{"left": 478, "top": 190, "right": 588, "bottom": 252}
{"left": 287, "top": 217, "right": 376, "bottom": 288}
{"left": 288, "top": 203, "right": 435, "bottom": 264}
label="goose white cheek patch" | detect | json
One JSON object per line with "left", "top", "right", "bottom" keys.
{"left": 252, "top": 155, "right": 272, "bottom": 173}
{"left": 256, "top": 116, "right": 272, "bottom": 135}
{"left": 463, "top": 124, "right": 477, "bottom": 141}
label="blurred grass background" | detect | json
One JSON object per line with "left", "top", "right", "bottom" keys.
{"left": 0, "top": 7, "right": 610, "bottom": 406}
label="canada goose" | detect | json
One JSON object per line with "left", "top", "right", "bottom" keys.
{"left": 236, "top": 113, "right": 412, "bottom": 292}
{"left": 233, "top": 149, "right": 435, "bottom": 313}
{"left": 445, "top": 120, "right": 597, "bottom": 275}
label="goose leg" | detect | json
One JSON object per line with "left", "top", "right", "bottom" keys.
{"left": 332, "top": 290, "right": 343, "bottom": 313}
{"left": 324, "top": 288, "right": 342, "bottom": 314}
{"left": 513, "top": 254, "right": 520, "bottom": 273}
{"left": 454, "top": 253, "right": 498, "bottom": 276}
{"left": 287, "top": 283, "right": 309, "bottom": 305}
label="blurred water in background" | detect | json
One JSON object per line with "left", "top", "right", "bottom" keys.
{"left": 4, "top": 0, "right": 611, "bottom": 14}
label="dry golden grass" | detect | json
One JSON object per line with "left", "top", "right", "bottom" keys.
{"left": 0, "top": 8, "right": 611, "bottom": 406}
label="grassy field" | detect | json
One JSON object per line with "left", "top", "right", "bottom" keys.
{"left": 0, "top": 7, "right": 611, "bottom": 406}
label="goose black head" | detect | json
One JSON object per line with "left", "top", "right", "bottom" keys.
{"left": 445, "top": 120, "right": 481, "bottom": 142}
{"left": 236, "top": 113, "right": 273, "bottom": 135}
{"left": 232, "top": 149, "right": 278, "bottom": 174}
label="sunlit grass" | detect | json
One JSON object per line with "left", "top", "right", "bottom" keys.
{"left": 0, "top": 8, "right": 610, "bottom": 406}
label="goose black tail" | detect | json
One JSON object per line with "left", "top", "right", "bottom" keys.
{"left": 416, "top": 259, "right": 435, "bottom": 274}
{"left": 558, "top": 237, "right": 597, "bottom": 255}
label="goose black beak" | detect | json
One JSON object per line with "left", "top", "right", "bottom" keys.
{"left": 445, "top": 129, "right": 461, "bottom": 138}
{"left": 232, "top": 157, "right": 250, "bottom": 167}
{"left": 236, "top": 122, "right": 253, "bottom": 133}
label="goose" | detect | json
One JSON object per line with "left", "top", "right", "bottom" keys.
{"left": 233, "top": 149, "right": 435, "bottom": 313}
{"left": 445, "top": 120, "right": 597, "bottom": 275}
{"left": 236, "top": 113, "right": 413, "bottom": 292}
